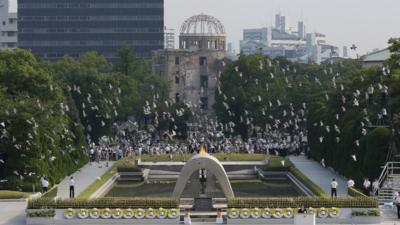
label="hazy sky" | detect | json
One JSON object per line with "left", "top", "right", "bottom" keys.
{"left": 166, "top": 0, "right": 400, "bottom": 55}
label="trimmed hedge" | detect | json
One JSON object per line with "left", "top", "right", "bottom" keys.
{"left": 0, "top": 190, "right": 29, "bottom": 199}
{"left": 116, "top": 165, "right": 142, "bottom": 173}
{"left": 28, "top": 198, "right": 178, "bottom": 209}
{"left": 27, "top": 209, "right": 55, "bottom": 218}
{"left": 228, "top": 197, "right": 378, "bottom": 208}
{"left": 352, "top": 209, "right": 381, "bottom": 216}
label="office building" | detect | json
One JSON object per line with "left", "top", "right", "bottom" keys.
{"left": 240, "top": 14, "right": 340, "bottom": 64}
{"left": 0, "top": 0, "right": 18, "bottom": 50}
{"left": 17, "top": 0, "right": 164, "bottom": 61}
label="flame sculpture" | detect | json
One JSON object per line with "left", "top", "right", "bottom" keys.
{"left": 199, "top": 144, "right": 207, "bottom": 155}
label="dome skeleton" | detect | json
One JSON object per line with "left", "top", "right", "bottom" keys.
{"left": 180, "top": 14, "right": 225, "bottom": 36}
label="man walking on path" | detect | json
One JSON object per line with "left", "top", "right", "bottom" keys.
{"left": 69, "top": 176, "right": 75, "bottom": 198}
{"left": 331, "top": 178, "right": 338, "bottom": 199}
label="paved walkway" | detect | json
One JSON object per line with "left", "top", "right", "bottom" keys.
{"left": 56, "top": 161, "right": 114, "bottom": 198}
{"left": 0, "top": 200, "right": 27, "bottom": 225}
{"left": 289, "top": 155, "right": 348, "bottom": 196}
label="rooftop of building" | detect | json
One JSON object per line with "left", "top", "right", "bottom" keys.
{"left": 362, "top": 48, "right": 392, "bottom": 62}
{"left": 180, "top": 14, "right": 225, "bottom": 37}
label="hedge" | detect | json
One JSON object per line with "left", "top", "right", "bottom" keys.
{"left": 116, "top": 165, "right": 142, "bottom": 173}
{"left": 0, "top": 190, "right": 29, "bottom": 199}
{"left": 228, "top": 197, "right": 378, "bottom": 208}
{"left": 27, "top": 198, "right": 178, "bottom": 209}
{"left": 27, "top": 209, "right": 55, "bottom": 218}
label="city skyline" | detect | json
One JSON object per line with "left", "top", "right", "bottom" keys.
{"left": 165, "top": 0, "right": 400, "bottom": 56}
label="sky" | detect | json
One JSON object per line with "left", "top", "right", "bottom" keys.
{"left": 165, "top": 0, "right": 400, "bottom": 56}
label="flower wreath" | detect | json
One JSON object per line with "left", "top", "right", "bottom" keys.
{"left": 157, "top": 208, "right": 168, "bottom": 219}
{"left": 77, "top": 209, "right": 89, "bottom": 219}
{"left": 228, "top": 208, "right": 240, "bottom": 219}
{"left": 101, "top": 208, "right": 112, "bottom": 219}
{"left": 64, "top": 208, "right": 75, "bottom": 219}
{"left": 135, "top": 208, "right": 145, "bottom": 219}
{"left": 261, "top": 208, "right": 271, "bottom": 218}
{"left": 123, "top": 209, "right": 134, "bottom": 219}
{"left": 167, "top": 209, "right": 179, "bottom": 219}
{"left": 89, "top": 208, "right": 100, "bottom": 219}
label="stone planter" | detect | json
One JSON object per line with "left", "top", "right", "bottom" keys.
{"left": 352, "top": 216, "right": 382, "bottom": 224}
{"left": 26, "top": 217, "right": 54, "bottom": 225}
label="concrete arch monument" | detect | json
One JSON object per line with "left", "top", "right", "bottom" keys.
{"left": 172, "top": 148, "right": 234, "bottom": 199}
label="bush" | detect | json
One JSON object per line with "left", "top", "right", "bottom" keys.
{"left": 27, "top": 209, "right": 55, "bottom": 218}
{"left": 352, "top": 209, "right": 381, "bottom": 216}
{"left": 28, "top": 198, "right": 178, "bottom": 209}
{"left": 228, "top": 197, "right": 378, "bottom": 209}
{"left": 116, "top": 165, "right": 142, "bottom": 173}
{"left": 290, "top": 166, "right": 327, "bottom": 197}
{"left": 0, "top": 190, "right": 29, "bottom": 199}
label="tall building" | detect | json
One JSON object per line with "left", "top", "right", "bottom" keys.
{"left": 164, "top": 27, "right": 175, "bottom": 49}
{"left": 152, "top": 14, "right": 226, "bottom": 114}
{"left": 240, "top": 14, "right": 339, "bottom": 64}
{"left": 0, "top": 0, "right": 18, "bottom": 50}
{"left": 17, "top": 0, "right": 164, "bottom": 61}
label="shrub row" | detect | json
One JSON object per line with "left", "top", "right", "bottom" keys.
{"left": 116, "top": 165, "right": 142, "bottom": 173}
{"left": 27, "top": 209, "right": 56, "bottom": 218}
{"left": 289, "top": 166, "right": 327, "bottom": 197}
{"left": 227, "top": 197, "right": 378, "bottom": 209}
{"left": 0, "top": 190, "right": 29, "bottom": 199}
{"left": 28, "top": 198, "right": 178, "bottom": 209}
{"left": 352, "top": 209, "right": 381, "bottom": 216}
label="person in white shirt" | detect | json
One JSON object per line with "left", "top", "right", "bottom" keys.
{"left": 363, "top": 178, "right": 371, "bottom": 196}
{"left": 69, "top": 176, "right": 75, "bottom": 198}
{"left": 394, "top": 192, "right": 400, "bottom": 219}
{"left": 372, "top": 179, "right": 379, "bottom": 195}
{"left": 347, "top": 178, "right": 355, "bottom": 188}
{"left": 331, "top": 178, "right": 338, "bottom": 199}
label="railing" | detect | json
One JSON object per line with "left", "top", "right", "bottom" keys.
{"left": 375, "top": 162, "right": 400, "bottom": 195}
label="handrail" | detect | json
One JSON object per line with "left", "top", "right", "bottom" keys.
{"left": 375, "top": 162, "right": 400, "bottom": 195}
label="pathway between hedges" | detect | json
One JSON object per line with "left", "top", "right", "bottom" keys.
{"left": 289, "top": 155, "right": 348, "bottom": 196}
{"left": 56, "top": 161, "right": 115, "bottom": 199}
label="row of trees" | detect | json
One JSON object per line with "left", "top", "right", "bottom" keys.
{"left": 0, "top": 48, "right": 186, "bottom": 191}
{"left": 215, "top": 38, "right": 400, "bottom": 187}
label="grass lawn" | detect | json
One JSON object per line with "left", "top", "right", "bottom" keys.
{"left": 139, "top": 152, "right": 268, "bottom": 162}
{"left": 77, "top": 157, "right": 135, "bottom": 199}
{"left": 0, "top": 190, "right": 29, "bottom": 199}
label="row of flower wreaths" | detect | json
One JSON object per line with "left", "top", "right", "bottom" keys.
{"left": 228, "top": 207, "right": 340, "bottom": 219}
{"left": 63, "top": 207, "right": 340, "bottom": 219}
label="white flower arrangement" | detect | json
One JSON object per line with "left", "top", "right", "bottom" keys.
{"left": 112, "top": 208, "right": 123, "bottom": 219}
{"left": 318, "top": 208, "right": 329, "bottom": 218}
{"left": 123, "top": 209, "right": 134, "bottom": 219}
{"left": 100, "top": 208, "right": 112, "bottom": 219}
{"left": 89, "top": 208, "right": 100, "bottom": 219}
{"left": 157, "top": 208, "right": 168, "bottom": 219}
{"left": 228, "top": 208, "right": 239, "bottom": 219}
{"left": 239, "top": 208, "right": 250, "bottom": 219}
{"left": 77, "top": 209, "right": 89, "bottom": 219}
{"left": 329, "top": 207, "right": 340, "bottom": 218}
{"left": 272, "top": 209, "right": 283, "bottom": 219}
{"left": 145, "top": 208, "right": 156, "bottom": 219}
{"left": 251, "top": 208, "right": 261, "bottom": 219}
{"left": 64, "top": 208, "right": 75, "bottom": 219}
{"left": 167, "top": 209, "right": 179, "bottom": 219}
{"left": 135, "top": 208, "right": 145, "bottom": 219}
{"left": 261, "top": 208, "right": 271, "bottom": 219}
{"left": 283, "top": 208, "right": 294, "bottom": 218}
